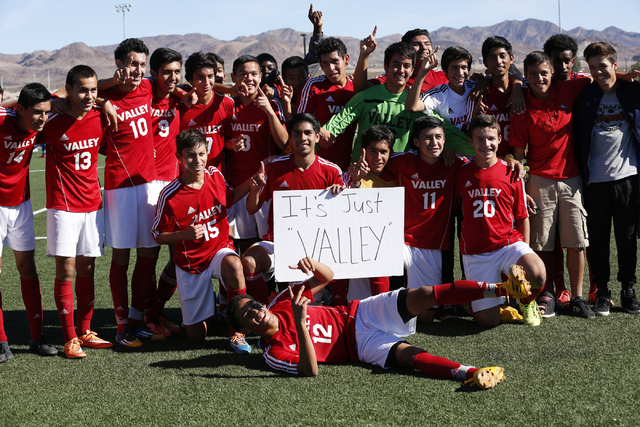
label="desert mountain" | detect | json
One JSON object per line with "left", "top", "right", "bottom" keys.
{"left": 2, "top": 19, "right": 639, "bottom": 89}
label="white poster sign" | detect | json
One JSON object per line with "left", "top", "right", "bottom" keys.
{"left": 273, "top": 187, "right": 405, "bottom": 282}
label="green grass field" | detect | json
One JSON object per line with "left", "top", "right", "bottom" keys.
{"left": 1, "top": 152, "right": 639, "bottom": 426}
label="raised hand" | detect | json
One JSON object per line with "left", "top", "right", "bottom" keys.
{"left": 360, "top": 25, "right": 377, "bottom": 56}
{"left": 251, "top": 161, "right": 266, "bottom": 189}
{"left": 289, "top": 256, "right": 316, "bottom": 275}
{"left": 421, "top": 45, "right": 440, "bottom": 73}
{"left": 308, "top": 3, "right": 323, "bottom": 32}
{"left": 185, "top": 216, "right": 204, "bottom": 241}
{"left": 231, "top": 134, "right": 247, "bottom": 152}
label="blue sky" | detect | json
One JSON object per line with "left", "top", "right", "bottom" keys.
{"left": 1, "top": 0, "right": 638, "bottom": 54}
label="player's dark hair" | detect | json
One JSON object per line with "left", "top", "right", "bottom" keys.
{"left": 176, "top": 129, "right": 207, "bottom": 154}
{"left": 523, "top": 51, "right": 552, "bottom": 74}
{"left": 184, "top": 52, "right": 216, "bottom": 83}
{"left": 17, "top": 83, "right": 51, "bottom": 108}
{"left": 441, "top": 46, "right": 472, "bottom": 73}
{"left": 206, "top": 52, "right": 224, "bottom": 69}
{"left": 584, "top": 42, "right": 617, "bottom": 65}
{"left": 150, "top": 48, "right": 182, "bottom": 73}
{"left": 481, "top": 36, "right": 513, "bottom": 61}
{"left": 227, "top": 294, "right": 255, "bottom": 332}
{"left": 411, "top": 116, "right": 445, "bottom": 141}
{"left": 114, "top": 38, "right": 149, "bottom": 63}
{"left": 232, "top": 55, "right": 260, "bottom": 75}
{"left": 543, "top": 34, "right": 578, "bottom": 58}
{"left": 402, "top": 29, "right": 432, "bottom": 45}
{"left": 384, "top": 42, "right": 416, "bottom": 67}
{"left": 287, "top": 113, "right": 321, "bottom": 135}
{"left": 468, "top": 114, "right": 501, "bottom": 138}
{"left": 257, "top": 53, "right": 278, "bottom": 68}
{"left": 316, "top": 37, "right": 348, "bottom": 60}
{"left": 282, "top": 56, "right": 309, "bottom": 77}
{"left": 361, "top": 126, "right": 395, "bottom": 150}
{"left": 66, "top": 65, "right": 98, "bottom": 87}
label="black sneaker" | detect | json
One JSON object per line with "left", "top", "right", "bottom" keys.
{"left": 0, "top": 341, "right": 13, "bottom": 362}
{"left": 569, "top": 296, "right": 595, "bottom": 319}
{"left": 536, "top": 291, "right": 556, "bottom": 318}
{"left": 621, "top": 288, "right": 640, "bottom": 314}
{"left": 29, "top": 336, "right": 58, "bottom": 356}
{"left": 438, "top": 305, "right": 457, "bottom": 320}
{"left": 592, "top": 291, "right": 612, "bottom": 317}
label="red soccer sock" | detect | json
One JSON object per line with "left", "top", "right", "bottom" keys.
{"left": 327, "top": 279, "right": 348, "bottom": 306}
{"left": 130, "top": 256, "right": 156, "bottom": 317}
{"left": 144, "top": 272, "right": 159, "bottom": 323}
{"left": 109, "top": 261, "right": 129, "bottom": 332}
{"left": 369, "top": 277, "right": 389, "bottom": 296}
{"left": 0, "top": 291, "right": 7, "bottom": 342}
{"left": 226, "top": 286, "right": 246, "bottom": 337}
{"left": 156, "top": 266, "right": 178, "bottom": 312}
{"left": 75, "top": 276, "right": 95, "bottom": 335}
{"left": 413, "top": 351, "right": 471, "bottom": 379}
{"left": 54, "top": 279, "right": 75, "bottom": 342}
{"left": 245, "top": 272, "right": 269, "bottom": 304}
{"left": 20, "top": 277, "right": 43, "bottom": 340}
{"left": 433, "top": 280, "right": 496, "bottom": 305}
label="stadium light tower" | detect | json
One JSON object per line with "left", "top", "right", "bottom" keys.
{"left": 115, "top": 4, "right": 132, "bottom": 40}
{"left": 558, "top": 0, "right": 562, "bottom": 34}
{"left": 301, "top": 34, "right": 307, "bottom": 56}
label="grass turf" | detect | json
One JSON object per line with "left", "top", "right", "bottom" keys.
{"left": 1, "top": 152, "right": 639, "bottom": 426}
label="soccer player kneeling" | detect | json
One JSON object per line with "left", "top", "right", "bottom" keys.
{"left": 152, "top": 130, "right": 265, "bottom": 352}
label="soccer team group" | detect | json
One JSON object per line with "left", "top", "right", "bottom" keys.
{"left": 0, "top": 6, "right": 639, "bottom": 389}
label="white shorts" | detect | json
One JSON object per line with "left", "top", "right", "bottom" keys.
{"left": 46, "top": 209, "right": 104, "bottom": 258}
{"left": 463, "top": 241, "right": 534, "bottom": 311}
{"left": 248, "top": 240, "right": 275, "bottom": 279}
{"left": 228, "top": 195, "right": 270, "bottom": 240}
{"left": 355, "top": 289, "right": 416, "bottom": 368}
{"left": 0, "top": 200, "right": 36, "bottom": 255}
{"left": 403, "top": 245, "right": 442, "bottom": 289}
{"left": 175, "top": 247, "right": 238, "bottom": 326}
{"left": 104, "top": 181, "right": 163, "bottom": 249}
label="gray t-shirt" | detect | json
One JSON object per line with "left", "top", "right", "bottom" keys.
{"left": 588, "top": 92, "right": 638, "bottom": 183}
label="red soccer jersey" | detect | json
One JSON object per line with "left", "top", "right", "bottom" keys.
{"left": 387, "top": 151, "right": 464, "bottom": 250}
{"left": 261, "top": 281, "right": 359, "bottom": 374}
{"left": 100, "top": 79, "right": 157, "bottom": 190}
{"left": 152, "top": 167, "right": 236, "bottom": 274}
{"left": 484, "top": 83, "right": 529, "bottom": 158}
{"left": 370, "top": 70, "right": 449, "bottom": 93}
{"left": 226, "top": 97, "right": 285, "bottom": 187}
{"left": 0, "top": 107, "right": 37, "bottom": 206}
{"left": 151, "top": 86, "right": 181, "bottom": 182}
{"left": 178, "top": 93, "right": 234, "bottom": 170}
{"left": 259, "top": 154, "right": 344, "bottom": 241}
{"left": 38, "top": 108, "right": 106, "bottom": 212}
{"left": 510, "top": 79, "right": 590, "bottom": 180}
{"left": 297, "top": 75, "right": 356, "bottom": 170}
{"left": 456, "top": 160, "right": 528, "bottom": 255}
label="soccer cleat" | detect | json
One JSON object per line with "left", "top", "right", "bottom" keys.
{"left": 556, "top": 290, "right": 571, "bottom": 309}
{"left": 519, "top": 299, "right": 542, "bottom": 326}
{"left": 569, "top": 296, "right": 595, "bottom": 319}
{"left": 116, "top": 327, "right": 143, "bottom": 348}
{"left": 78, "top": 330, "right": 113, "bottom": 349}
{"left": 0, "top": 341, "right": 13, "bottom": 363}
{"left": 497, "top": 265, "right": 532, "bottom": 300}
{"left": 29, "top": 336, "right": 58, "bottom": 356}
{"left": 159, "top": 314, "right": 182, "bottom": 333}
{"left": 464, "top": 367, "right": 505, "bottom": 389}
{"left": 131, "top": 325, "right": 165, "bottom": 341}
{"left": 438, "top": 305, "right": 457, "bottom": 320}
{"left": 620, "top": 288, "right": 640, "bottom": 314}
{"left": 229, "top": 332, "right": 252, "bottom": 354}
{"left": 592, "top": 291, "right": 612, "bottom": 317}
{"left": 64, "top": 337, "right": 86, "bottom": 359}
{"left": 536, "top": 292, "right": 556, "bottom": 318}
{"left": 147, "top": 321, "right": 172, "bottom": 338}
{"left": 499, "top": 306, "right": 523, "bottom": 323}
